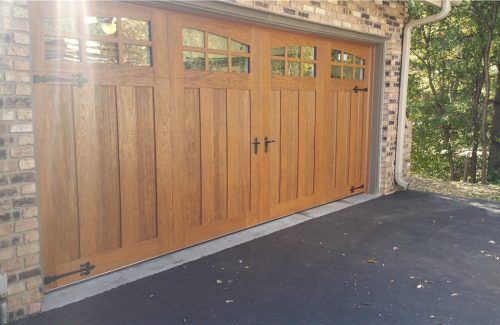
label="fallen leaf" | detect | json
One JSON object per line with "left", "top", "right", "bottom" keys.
{"left": 225, "top": 299, "right": 234, "bottom": 304}
{"left": 494, "top": 256, "right": 500, "bottom": 261}
{"left": 389, "top": 279, "right": 395, "bottom": 283}
{"left": 416, "top": 284, "right": 424, "bottom": 289}
{"left": 367, "top": 259, "right": 378, "bottom": 264}
{"left": 429, "top": 315, "right": 435, "bottom": 319}
{"left": 341, "top": 253, "right": 346, "bottom": 256}
{"left": 244, "top": 265, "right": 250, "bottom": 269}
{"left": 216, "top": 279, "right": 223, "bottom": 284}
{"left": 343, "top": 233, "right": 348, "bottom": 236}
{"left": 432, "top": 220, "right": 436, "bottom": 223}
{"left": 149, "top": 294, "right": 155, "bottom": 298}
{"left": 486, "top": 254, "right": 492, "bottom": 257}
{"left": 480, "top": 250, "right": 486, "bottom": 254}
{"left": 424, "top": 280, "right": 434, "bottom": 284}
{"left": 392, "top": 247, "right": 399, "bottom": 251}
{"left": 489, "top": 240, "right": 496, "bottom": 244}
{"left": 238, "top": 260, "right": 243, "bottom": 263}
{"left": 448, "top": 216, "right": 455, "bottom": 219}
{"left": 451, "top": 293, "right": 459, "bottom": 297}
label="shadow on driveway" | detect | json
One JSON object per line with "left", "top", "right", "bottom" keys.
{"left": 17, "top": 191, "right": 500, "bottom": 325}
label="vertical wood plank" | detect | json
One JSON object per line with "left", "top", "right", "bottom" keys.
{"left": 326, "top": 91, "right": 338, "bottom": 191}
{"left": 36, "top": 85, "right": 80, "bottom": 270}
{"left": 335, "top": 90, "right": 351, "bottom": 188}
{"left": 117, "top": 86, "right": 157, "bottom": 246}
{"left": 348, "top": 92, "right": 359, "bottom": 184}
{"left": 74, "top": 84, "right": 121, "bottom": 257}
{"left": 227, "top": 89, "right": 251, "bottom": 219}
{"left": 298, "top": 90, "right": 316, "bottom": 197}
{"left": 184, "top": 88, "right": 202, "bottom": 227}
{"left": 280, "top": 90, "right": 299, "bottom": 202}
{"left": 200, "top": 88, "right": 216, "bottom": 225}
{"left": 200, "top": 88, "right": 229, "bottom": 224}
{"left": 269, "top": 90, "right": 281, "bottom": 206}
{"left": 213, "top": 89, "right": 228, "bottom": 221}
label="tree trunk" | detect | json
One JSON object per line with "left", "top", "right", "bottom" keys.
{"left": 479, "top": 2, "right": 498, "bottom": 184}
{"left": 488, "top": 62, "right": 500, "bottom": 183}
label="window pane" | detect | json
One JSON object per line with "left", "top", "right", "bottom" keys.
{"left": 303, "top": 63, "right": 315, "bottom": 77}
{"left": 182, "top": 28, "right": 204, "bottom": 48}
{"left": 288, "top": 61, "right": 300, "bottom": 76}
{"left": 124, "top": 44, "right": 151, "bottom": 66}
{"left": 43, "top": 17, "right": 78, "bottom": 33}
{"left": 183, "top": 51, "right": 205, "bottom": 71}
{"left": 271, "top": 59, "right": 285, "bottom": 75}
{"left": 85, "top": 17, "right": 117, "bottom": 36}
{"left": 355, "top": 56, "right": 365, "bottom": 65}
{"left": 44, "top": 36, "right": 80, "bottom": 61}
{"left": 208, "top": 54, "right": 228, "bottom": 72}
{"left": 232, "top": 56, "right": 249, "bottom": 73}
{"left": 343, "top": 66, "right": 353, "bottom": 79}
{"left": 343, "top": 52, "right": 353, "bottom": 64}
{"left": 231, "top": 40, "right": 249, "bottom": 53}
{"left": 208, "top": 33, "right": 227, "bottom": 50}
{"left": 355, "top": 67, "right": 364, "bottom": 80}
{"left": 331, "top": 65, "right": 341, "bottom": 78}
{"left": 122, "top": 18, "right": 150, "bottom": 41}
{"left": 303, "top": 46, "right": 316, "bottom": 60}
{"left": 287, "top": 46, "right": 300, "bottom": 58}
{"left": 271, "top": 47, "right": 285, "bottom": 57}
{"left": 86, "top": 40, "right": 118, "bottom": 63}
{"left": 331, "top": 49, "right": 341, "bottom": 62}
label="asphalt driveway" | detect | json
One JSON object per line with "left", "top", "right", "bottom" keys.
{"left": 17, "top": 191, "right": 500, "bottom": 325}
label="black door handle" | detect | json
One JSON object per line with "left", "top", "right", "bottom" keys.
{"left": 264, "top": 137, "right": 276, "bottom": 153}
{"left": 252, "top": 137, "right": 260, "bottom": 154}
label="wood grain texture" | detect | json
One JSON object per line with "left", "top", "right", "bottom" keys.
{"left": 279, "top": 90, "right": 299, "bottom": 203}
{"left": 184, "top": 88, "right": 203, "bottom": 227}
{"left": 298, "top": 90, "right": 316, "bottom": 197}
{"left": 200, "top": 88, "right": 228, "bottom": 225}
{"left": 227, "top": 89, "right": 251, "bottom": 219}
{"left": 36, "top": 85, "right": 80, "bottom": 271}
{"left": 117, "top": 86, "right": 157, "bottom": 245}
{"left": 269, "top": 90, "right": 281, "bottom": 206}
{"left": 335, "top": 90, "right": 351, "bottom": 188}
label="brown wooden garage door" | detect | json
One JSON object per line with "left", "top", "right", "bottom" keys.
{"left": 32, "top": 2, "right": 372, "bottom": 289}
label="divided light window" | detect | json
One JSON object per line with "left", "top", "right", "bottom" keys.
{"left": 182, "top": 28, "right": 250, "bottom": 73}
{"left": 42, "top": 16, "right": 152, "bottom": 66}
{"left": 271, "top": 45, "right": 317, "bottom": 78}
{"left": 331, "top": 49, "right": 365, "bottom": 80}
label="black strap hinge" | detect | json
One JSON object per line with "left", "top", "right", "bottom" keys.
{"left": 350, "top": 184, "right": 364, "bottom": 193}
{"left": 353, "top": 86, "right": 368, "bottom": 93}
{"left": 33, "top": 73, "right": 87, "bottom": 87}
{"left": 44, "top": 262, "right": 95, "bottom": 285}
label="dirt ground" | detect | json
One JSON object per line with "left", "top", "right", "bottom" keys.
{"left": 410, "top": 176, "right": 500, "bottom": 202}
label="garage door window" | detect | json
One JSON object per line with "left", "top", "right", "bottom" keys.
{"left": 331, "top": 49, "right": 365, "bottom": 80}
{"left": 182, "top": 28, "right": 250, "bottom": 73}
{"left": 271, "top": 45, "right": 316, "bottom": 77}
{"left": 43, "top": 16, "right": 152, "bottom": 66}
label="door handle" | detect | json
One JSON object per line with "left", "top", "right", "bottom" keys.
{"left": 264, "top": 137, "right": 276, "bottom": 153}
{"left": 252, "top": 137, "right": 260, "bottom": 154}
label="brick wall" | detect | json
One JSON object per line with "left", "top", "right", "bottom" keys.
{"left": 0, "top": 0, "right": 42, "bottom": 321}
{"left": 232, "top": 0, "right": 408, "bottom": 193}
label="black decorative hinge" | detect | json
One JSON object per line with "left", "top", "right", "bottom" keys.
{"left": 44, "top": 262, "right": 95, "bottom": 285}
{"left": 33, "top": 73, "right": 88, "bottom": 87}
{"left": 350, "top": 184, "right": 364, "bottom": 193}
{"left": 353, "top": 86, "right": 368, "bottom": 93}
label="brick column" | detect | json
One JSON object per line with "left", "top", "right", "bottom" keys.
{"left": 0, "top": 1, "right": 42, "bottom": 321}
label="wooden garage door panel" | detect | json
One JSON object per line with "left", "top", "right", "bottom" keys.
{"left": 200, "top": 88, "right": 228, "bottom": 224}
{"left": 36, "top": 84, "right": 80, "bottom": 266}
{"left": 181, "top": 87, "right": 252, "bottom": 230}
{"left": 117, "top": 86, "right": 157, "bottom": 245}
{"left": 335, "top": 90, "right": 351, "bottom": 189}
{"left": 73, "top": 84, "right": 121, "bottom": 257}
{"left": 348, "top": 92, "right": 365, "bottom": 185}
{"left": 227, "top": 89, "right": 252, "bottom": 219}
{"left": 269, "top": 89, "right": 316, "bottom": 207}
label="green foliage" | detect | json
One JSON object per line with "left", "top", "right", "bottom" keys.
{"left": 408, "top": 0, "right": 499, "bottom": 182}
